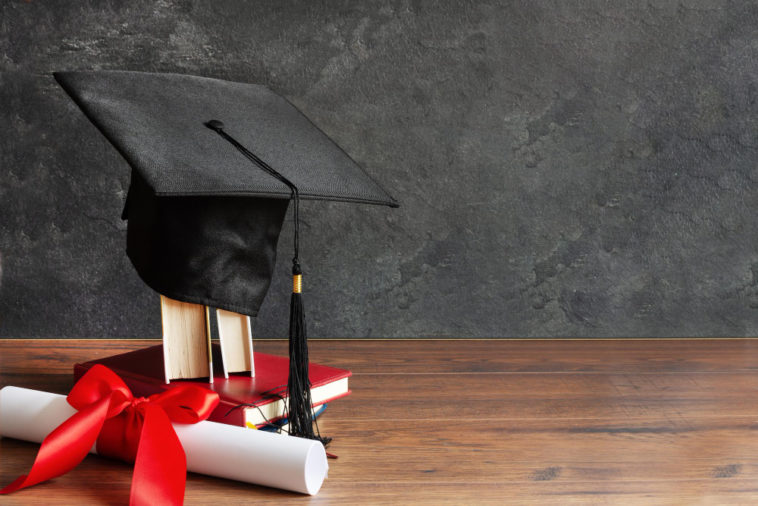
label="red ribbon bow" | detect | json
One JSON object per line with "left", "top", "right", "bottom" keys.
{"left": 0, "top": 364, "right": 219, "bottom": 505}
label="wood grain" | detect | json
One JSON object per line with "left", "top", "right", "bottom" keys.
{"left": 1, "top": 339, "right": 758, "bottom": 504}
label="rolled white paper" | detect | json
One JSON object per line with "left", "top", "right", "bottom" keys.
{"left": 0, "top": 386, "right": 327, "bottom": 495}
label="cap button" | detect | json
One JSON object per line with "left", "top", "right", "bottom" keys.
{"left": 205, "top": 119, "right": 225, "bottom": 132}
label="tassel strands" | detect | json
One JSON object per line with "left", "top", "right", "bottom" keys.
{"left": 287, "top": 261, "right": 313, "bottom": 438}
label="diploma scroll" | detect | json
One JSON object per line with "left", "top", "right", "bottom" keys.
{"left": 0, "top": 386, "right": 328, "bottom": 495}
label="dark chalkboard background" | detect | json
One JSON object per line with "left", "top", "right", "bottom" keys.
{"left": 2, "top": 1, "right": 758, "bottom": 338}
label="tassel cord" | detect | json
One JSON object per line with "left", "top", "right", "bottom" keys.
{"left": 204, "top": 120, "right": 300, "bottom": 264}
{"left": 205, "top": 120, "right": 326, "bottom": 444}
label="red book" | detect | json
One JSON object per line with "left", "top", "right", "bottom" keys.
{"left": 74, "top": 344, "right": 351, "bottom": 428}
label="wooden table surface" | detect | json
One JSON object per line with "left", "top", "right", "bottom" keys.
{"left": 2, "top": 338, "right": 758, "bottom": 504}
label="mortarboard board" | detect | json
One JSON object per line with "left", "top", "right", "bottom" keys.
{"left": 54, "top": 70, "right": 397, "bottom": 441}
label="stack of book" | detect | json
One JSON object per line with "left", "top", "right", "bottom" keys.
{"left": 74, "top": 344, "right": 351, "bottom": 430}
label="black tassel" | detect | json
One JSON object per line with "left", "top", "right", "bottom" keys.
{"left": 205, "top": 120, "right": 329, "bottom": 444}
{"left": 287, "top": 261, "right": 315, "bottom": 438}
{"left": 287, "top": 263, "right": 331, "bottom": 445}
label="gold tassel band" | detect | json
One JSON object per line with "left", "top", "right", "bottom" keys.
{"left": 293, "top": 274, "right": 302, "bottom": 294}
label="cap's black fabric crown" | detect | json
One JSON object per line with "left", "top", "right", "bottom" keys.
{"left": 54, "top": 70, "right": 397, "bottom": 315}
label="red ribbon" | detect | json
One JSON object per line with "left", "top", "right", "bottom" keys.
{"left": 0, "top": 364, "right": 219, "bottom": 505}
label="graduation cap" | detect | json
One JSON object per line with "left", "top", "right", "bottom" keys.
{"left": 54, "top": 70, "right": 397, "bottom": 441}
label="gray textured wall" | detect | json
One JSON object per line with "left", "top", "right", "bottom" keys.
{"left": 2, "top": 1, "right": 758, "bottom": 338}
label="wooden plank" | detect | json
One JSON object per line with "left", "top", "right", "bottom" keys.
{"left": 2, "top": 435, "right": 758, "bottom": 505}
{"left": 313, "top": 372, "right": 758, "bottom": 423}
{"left": 216, "top": 309, "right": 254, "bottom": 376}
{"left": 252, "top": 338, "right": 758, "bottom": 374}
{"left": 321, "top": 421, "right": 758, "bottom": 476}
{"left": 4, "top": 338, "right": 758, "bottom": 374}
{"left": 160, "top": 296, "right": 210, "bottom": 381}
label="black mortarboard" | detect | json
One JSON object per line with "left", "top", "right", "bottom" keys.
{"left": 54, "top": 70, "right": 397, "bottom": 441}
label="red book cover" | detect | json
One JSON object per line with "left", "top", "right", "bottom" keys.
{"left": 73, "top": 344, "right": 351, "bottom": 428}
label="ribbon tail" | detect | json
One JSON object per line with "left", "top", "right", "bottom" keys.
{"left": 0, "top": 394, "right": 112, "bottom": 494}
{"left": 130, "top": 404, "right": 186, "bottom": 506}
